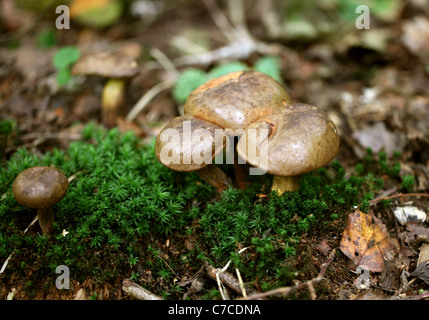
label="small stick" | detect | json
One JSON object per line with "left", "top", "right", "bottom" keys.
{"left": 68, "top": 170, "right": 83, "bottom": 183}
{"left": 205, "top": 261, "right": 260, "bottom": 297}
{"left": 206, "top": 262, "right": 242, "bottom": 296}
{"left": 126, "top": 80, "right": 173, "bottom": 122}
{"left": 122, "top": 279, "right": 163, "bottom": 300}
{"left": 236, "top": 268, "right": 247, "bottom": 298}
{"left": 359, "top": 193, "right": 429, "bottom": 209}
{"left": 202, "top": 0, "right": 238, "bottom": 43}
{"left": 18, "top": 132, "right": 82, "bottom": 142}
{"left": 150, "top": 48, "right": 180, "bottom": 79}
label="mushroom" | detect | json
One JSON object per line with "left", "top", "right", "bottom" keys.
{"left": 155, "top": 115, "right": 231, "bottom": 192}
{"left": 12, "top": 166, "right": 69, "bottom": 235}
{"left": 184, "top": 70, "right": 291, "bottom": 134}
{"left": 236, "top": 103, "right": 340, "bottom": 194}
{"left": 71, "top": 51, "right": 139, "bottom": 127}
{"left": 183, "top": 70, "right": 291, "bottom": 188}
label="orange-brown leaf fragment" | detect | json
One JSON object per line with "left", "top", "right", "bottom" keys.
{"left": 340, "top": 210, "right": 398, "bottom": 272}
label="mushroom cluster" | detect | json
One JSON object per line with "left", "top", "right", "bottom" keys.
{"left": 155, "top": 70, "right": 339, "bottom": 194}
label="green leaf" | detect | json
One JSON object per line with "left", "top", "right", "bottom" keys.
{"left": 56, "top": 68, "right": 72, "bottom": 86}
{"left": 172, "top": 68, "right": 207, "bottom": 104}
{"left": 52, "top": 46, "right": 81, "bottom": 70}
{"left": 254, "top": 56, "right": 282, "bottom": 82}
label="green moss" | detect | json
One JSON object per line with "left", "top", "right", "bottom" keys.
{"left": 0, "top": 125, "right": 406, "bottom": 298}
{"left": 401, "top": 175, "right": 415, "bottom": 193}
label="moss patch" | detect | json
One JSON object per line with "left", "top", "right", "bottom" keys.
{"left": 0, "top": 124, "right": 410, "bottom": 299}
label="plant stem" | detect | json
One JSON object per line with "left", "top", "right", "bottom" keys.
{"left": 196, "top": 164, "right": 232, "bottom": 193}
{"left": 101, "top": 78, "right": 126, "bottom": 128}
{"left": 37, "top": 207, "right": 54, "bottom": 235}
{"left": 271, "top": 175, "right": 301, "bottom": 194}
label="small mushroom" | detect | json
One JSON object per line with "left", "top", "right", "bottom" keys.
{"left": 236, "top": 103, "right": 340, "bottom": 194}
{"left": 155, "top": 115, "right": 231, "bottom": 192}
{"left": 12, "top": 166, "right": 69, "bottom": 235}
{"left": 71, "top": 51, "right": 139, "bottom": 127}
{"left": 184, "top": 70, "right": 291, "bottom": 134}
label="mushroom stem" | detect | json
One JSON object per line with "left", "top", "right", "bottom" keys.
{"left": 196, "top": 164, "right": 232, "bottom": 193}
{"left": 101, "top": 78, "right": 126, "bottom": 127}
{"left": 271, "top": 175, "right": 301, "bottom": 194}
{"left": 37, "top": 207, "right": 54, "bottom": 235}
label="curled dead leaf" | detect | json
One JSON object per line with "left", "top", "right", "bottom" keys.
{"left": 340, "top": 210, "right": 399, "bottom": 272}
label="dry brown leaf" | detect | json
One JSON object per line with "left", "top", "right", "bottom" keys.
{"left": 340, "top": 210, "right": 398, "bottom": 272}
{"left": 315, "top": 239, "right": 331, "bottom": 256}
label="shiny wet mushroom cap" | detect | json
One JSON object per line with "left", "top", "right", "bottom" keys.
{"left": 12, "top": 166, "right": 69, "bottom": 235}
{"left": 155, "top": 115, "right": 231, "bottom": 191}
{"left": 236, "top": 103, "right": 339, "bottom": 194}
{"left": 155, "top": 115, "right": 227, "bottom": 172}
{"left": 183, "top": 70, "right": 291, "bottom": 134}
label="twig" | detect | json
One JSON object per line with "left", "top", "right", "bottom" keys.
{"left": 67, "top": 170, "right": 83, "bottom": 184}
{"left": 359, "top": 193, "right": 429, "bottom": 209}
{"left": 226, "top": 0, "right": 251, "bottom": 39}
{"left": 122, "top": 279, "right": 163, "bottom": 300}
{"left": 125, "top": 80, "right": 173, "bottom": 122}
{"left": 150, "top": 48, "right": 180, "bottom": 79}
{"left": 126, "top": 46, "right": 178, "bottom": 122}
{"left": 205, "top": 263, "right": 242, "bottom": 296}
{"left": 177, "top": 265, "right": 205, "bottom": 287}
{"left": 236, "top": 268, "right": 247, "bottom": 298}
{"left": 244, "top": 249, "right": 336, "bottom": 300}
{"left": 158, "top": 254, "right": 179, "bottom": 279}
{"left": 205, "top": 256, "right": 261, "bottom": 298}
{"left": 18, "top": 132, "right": 82, "bottom": 142}
{"left": 202, "top": 0, "right": 238, "bottom": 43}
{"left": 169, "top": 0, "right": 299, "bottom": 68}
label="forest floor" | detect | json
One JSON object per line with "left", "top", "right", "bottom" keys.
{"left": 1, "top": 0, "right": 429, "bottom": 301}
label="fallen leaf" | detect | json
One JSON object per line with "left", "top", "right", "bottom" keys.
{"left": 315, "top": 239, "right": 331, "bottom": 256}
{"left": 409, "top": 242, "right": 429, "bottom": 284}
{"left": 416, "top": 243, "right": 429, "bottom": 267}
{"left": 409, "top": 261, "right": 429, "bottom": 284}
{"left": 379, "top": 259, "right": 401, "bottom": 291}
{"left": 405, "top": 223, "right": 429, "bottom": 245}
{"left": 340, "top": 210, "right": 399, "bottom": 272}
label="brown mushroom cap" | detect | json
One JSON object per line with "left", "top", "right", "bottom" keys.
{"left": 155, "top": 115, "right": 227, "bottom": 172}
{"left": 183, "top": 70, "right": 291, "bottom": 134}
{"left": 71, "top": 52, "right": 139, "bottom": 78}
{"left": 12, "top": 166, "right": 69, "bottom": 209}
{"left": 236, "top": 103, "right": 339, "bottom": 176}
